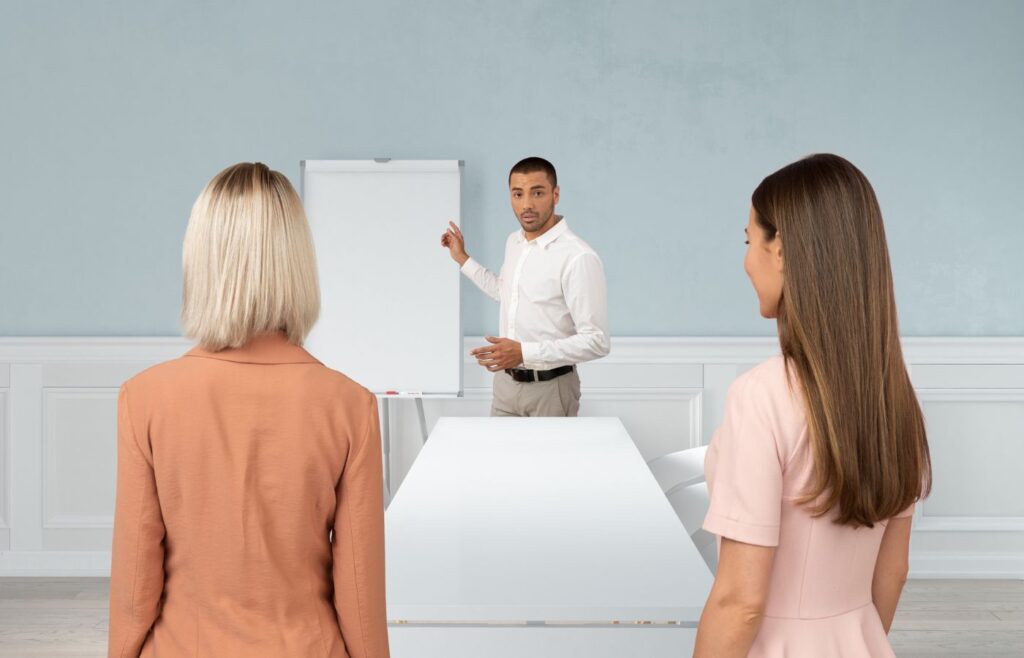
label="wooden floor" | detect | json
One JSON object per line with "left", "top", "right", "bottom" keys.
{"left": 0, "top": 578, "right": 1021, "bottom": 656}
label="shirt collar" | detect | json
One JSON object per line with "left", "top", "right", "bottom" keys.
{"left": 185, "top": 331, "right": 321, "bottom": 365}
{"left": 518, "top": 215, "right": 569, "bottom": 249}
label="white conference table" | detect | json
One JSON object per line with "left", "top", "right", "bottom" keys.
{"left": 385, "top": 417, "right": 714, "bottom": 657}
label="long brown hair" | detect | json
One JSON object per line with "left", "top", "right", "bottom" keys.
{"left": 752, "top": 153, "right": 931, "bottom": 527}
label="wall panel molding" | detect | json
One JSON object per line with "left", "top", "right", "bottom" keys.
{"left": 42, "top": 388, "right": 119, "bottom": 531}
{"left": 914, "top": 388, "right": 1024, "bottom": 534}
{"left": 0, "top": 335, "right": 1021, "bottom": 577}
{"left": 0, "top": 388, "right": 9, "bottom": 546}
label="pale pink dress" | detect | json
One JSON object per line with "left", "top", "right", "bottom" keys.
{"left": 703, "top": 355, "right": 914, "bottom": 658}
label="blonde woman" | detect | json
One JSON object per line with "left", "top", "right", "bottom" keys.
{"left": 694, "top": 154, "right": 932, "bottom": 657}
{"left": 108, "top": 163, "right": 389, "bottom": 657}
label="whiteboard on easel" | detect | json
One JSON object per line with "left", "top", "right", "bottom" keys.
{"left": 301, "top": 159, "right": 462, "bottom": 396}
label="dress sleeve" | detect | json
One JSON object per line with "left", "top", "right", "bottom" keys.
{"left": 702, "top": 374, "right": 784, "bottom": 547}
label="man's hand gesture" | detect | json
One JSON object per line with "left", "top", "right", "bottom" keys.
{"left": 440, "top": 221, "right": 469, "bottom": 266}
{"left": 471, "top": 336, "right": 524, "bottom": 372}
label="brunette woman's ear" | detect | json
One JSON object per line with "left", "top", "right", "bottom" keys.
{"left": 773, "top": 232, "right": 784, "bottom": 272}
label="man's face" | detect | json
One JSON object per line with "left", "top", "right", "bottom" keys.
{"left": 509, "top": 171, "right": 559, "bottom": 235}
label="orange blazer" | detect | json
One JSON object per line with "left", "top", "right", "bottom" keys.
{"left": 108, "top": 332, "right": 389, "bottom": 658}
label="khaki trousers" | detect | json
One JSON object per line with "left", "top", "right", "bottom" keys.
{"left": 490, "top": 368, "right": 582, "bottom": 417}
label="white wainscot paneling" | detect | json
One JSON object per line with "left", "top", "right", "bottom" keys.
{"left": 385, "top": 389, "right": 703, "bottom": 487}
{"left": 39, "top": 362, "right": 149, "bottom": 553}
{"left": 42, "top": 388, "right": 119, "bottom": 539}
{"left": 579, "top": 389, "right": 702, "bottom": 460}
{"left": 386, "top": 349, "right": 710, "bottom": 485}
{"left": 1, "top": 336, "right": 1023, "bottom": 579}
{"left": 0, "top": 363, "right": 10, "bottom": 551}
{"left": 0, "top": 346, "right": 167, "bottom": 574}
{"left": 916, "top": 390, "right": 1024, "bottom": 529}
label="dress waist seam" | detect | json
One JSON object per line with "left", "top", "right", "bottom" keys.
{"left": 764, "top": 601, "right": 875, "bottom": 622}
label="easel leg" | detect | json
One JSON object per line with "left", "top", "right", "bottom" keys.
{"left": 415, "top": 397, "right": 428, "bottom": 445}
{"left": 382, "top": 396, "right": 392, "bottom": 504}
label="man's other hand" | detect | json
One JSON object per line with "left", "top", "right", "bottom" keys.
{"left": 470, "top": 336, "right": 524, "bottom": 371}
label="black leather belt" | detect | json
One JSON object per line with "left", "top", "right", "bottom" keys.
{"left": 505, "top": 365, "right": 574, "bottom": 383}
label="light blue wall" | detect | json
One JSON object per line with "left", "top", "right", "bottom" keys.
{"left": 2, "top": 1, "right": 1022, "bottom": 337}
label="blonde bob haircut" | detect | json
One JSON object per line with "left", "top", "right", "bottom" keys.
{"left": 181, "top": 162, "right": 320, "bottom": 351}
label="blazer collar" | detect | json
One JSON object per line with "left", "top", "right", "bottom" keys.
{"left": 185, "top": 331, "right": 321, "bottom": 365}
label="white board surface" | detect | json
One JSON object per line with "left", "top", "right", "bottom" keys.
{"left": 301, "top": 160, "right": 462, "bottom": 396}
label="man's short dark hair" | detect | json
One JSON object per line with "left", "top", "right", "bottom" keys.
{"left": 509, "top": 157, "right": 557, "bottom": 188}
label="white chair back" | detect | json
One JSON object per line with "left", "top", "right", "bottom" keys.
{"left": 667, "top": 481, "right": 717, "bottom": 574}
{"left": 647, "top": 446, "right": 708, "bottom": 494}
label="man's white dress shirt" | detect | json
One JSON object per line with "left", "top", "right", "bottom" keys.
{"left": 460, "top": 217, "right": 610, "bottom": 370}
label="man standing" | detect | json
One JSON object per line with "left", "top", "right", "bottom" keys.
{"left": 440, "top": 157, "right": 610, "bottom": 417}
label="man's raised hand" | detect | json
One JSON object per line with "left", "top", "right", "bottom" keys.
{"left": 440, "top": 220, "right": 469, "bottom": 266}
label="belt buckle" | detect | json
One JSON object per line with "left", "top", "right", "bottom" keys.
{"left": 511, "top": 368, "right": 536, "bottom": 383}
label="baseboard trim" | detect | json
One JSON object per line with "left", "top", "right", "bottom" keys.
{"left": 0, "top": 550, "right": 1020, "bottom": 579}
{"left": 3, "top": 336, "right": 1024, "bottom": 581}
{"left": 909, "top": 552, "right": 1024, "bottom": 579}
{"left": 0, "top": 550, "right": 111, "bottom": 577}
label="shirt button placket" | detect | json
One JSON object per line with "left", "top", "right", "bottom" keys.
{"left": 509, "top": 246, "right": 531, "bottom": 342}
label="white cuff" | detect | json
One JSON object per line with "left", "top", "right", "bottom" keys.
{"left": 460, "top": 257, "right": 482, "bottom": 277}
{"left": 520, "top": 341, "right": 542, "bottom": 370}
